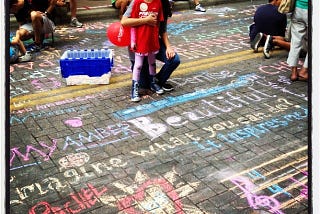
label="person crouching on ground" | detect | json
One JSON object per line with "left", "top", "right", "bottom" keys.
{"left": 249, "top": 0, "right": 287, "bottom": 59}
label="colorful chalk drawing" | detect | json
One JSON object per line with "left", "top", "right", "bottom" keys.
{"left": 217, "top": 145, "right": 308, "bottom": 213}
{"left": 230, "top": 176, "right": 284, "bottom": 214}
{"left": 58, "top": 152, "right": 90, "bottom": 168}
{"left": 108, "top": 169, "right": 203, "bottom": 213}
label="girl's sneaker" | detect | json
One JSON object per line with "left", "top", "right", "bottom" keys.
{"left": 131, "top": 80, "right": 141, "bottom": 102}
{"left": 18, "top": 51, "right": 33, "bottom": 62}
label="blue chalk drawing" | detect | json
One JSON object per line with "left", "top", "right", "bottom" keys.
{"left": 113, "top": 74, "right": 253, "bottom": 120}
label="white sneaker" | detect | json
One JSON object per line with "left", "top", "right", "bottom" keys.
{"left": 263, "top": 35, "right": 273, "bottom": 59}
{"left": 195, "top": 4, "right": 206, "bottom": 12}
{"left": 18, "top": 51, "right": 33, "bottom": 62}
{"left": 70, "top": 18, "right": 83, "bottom": 28}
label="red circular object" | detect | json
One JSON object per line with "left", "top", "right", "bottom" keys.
{"left": 107, "top": 22, "right": 130, "bottom": 47}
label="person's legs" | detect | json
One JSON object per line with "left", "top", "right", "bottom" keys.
{"left": 131, "top": 54, "right": 144, "bottom": 102}
{"left": 155, "top": 40, "right": 180, "bottom": 87}
{"left": 30, "top": 11, "right": 44, "bottom": 46}
{"left": 148, "top": 53, "right": 163, "bottom": 94}
{"left": 69, "top": 0, "right": 78, "bottom": 18}
{"left": 69, "top": 0, "right": 83, "bottom": 27}
{"left": 133, "top": 40, "right": 181, "bottom": 90}
{"left": 298, "top": 52, "right": 308, "bottom": 81}
{"left": 11, "top": 29, "right": 33, "bottom": 62}
{"left": 11, "top": 30, "right": 26, "bottom": 54}
{"left": 128, "top": 47, "right": 150, "bottom": 89}
{"left": 286, "top": 8, "right": 308, "bottom": 81}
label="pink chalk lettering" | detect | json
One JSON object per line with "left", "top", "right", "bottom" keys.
{"left": 29, "top": 201, "right": 65, "bottom": 214}
{"left": 29, "top": 183, "right": 107, "bottom": 214}
{"left": 10, "top": 139, "right": 57, "bottom": 167}
{"left": 230, "top": 176, "right": 284, "bottom": 214}
{"left": 31, "top": 78, "right": 61, "bottom": 91}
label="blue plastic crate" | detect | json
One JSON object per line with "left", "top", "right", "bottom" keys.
{"left": 59, "top": 49, "right": 113, "bottom": 78}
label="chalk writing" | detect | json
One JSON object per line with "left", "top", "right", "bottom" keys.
{"left": 31, "top": 77, "right": 61, "bottom": 91}
{"left": 113, "top": 74, "right": 253, "bottom": 120}
{"left": 129, "top": 107, "right": 306, "bottom": 156}
{"left": 29, "top": 183, "right": 107, "bottom": 214}
{"left": 63, "top": 158, "right": 127, "bottom": 184}
{"left": 216, "top": 106, "right": 307, "bottom": 144}
{"left": 10, "top": 105, "right": 89, "bottom": 125}
{"left": 62, "top": 122, "right": 139, "bottom": 151}
{"left": 176, "top": 34, "right": 248, "bottom": 58}
{"left": 168, "top": 70, "right": 236, "bottom": 87}
{"left": 128, "top": 117, "right": 167, "bottom": 140}
{"left": 290, "top": 177, "right": 308, "bottom": 199}
{"left": 11, "top": 177, "right": 68, "bottom": 205}
{"left": 36, "top": 93, "right": 108, "bottom": 111}
{"left": 248, "top": 74, "right": 308, "bottom": 101}
{"left": 10, "top": 139, "right": 57, "bottom": 167}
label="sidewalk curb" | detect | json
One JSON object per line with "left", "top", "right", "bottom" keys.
{"left": 9, "top": 0, "right": 253, "bottom": 28}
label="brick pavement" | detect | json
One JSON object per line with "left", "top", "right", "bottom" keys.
{"left": 9, "top": 1, "right": 310, "bottom": 213}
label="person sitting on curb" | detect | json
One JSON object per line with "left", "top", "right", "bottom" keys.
{"left": 56, "top": 0, "right": 83, "bottom": 27}
{"left": 194, "top": 0, "right": 206, "bottom": 12}
{"left": 31, "top": 0, "right": 57, "bottom": 51}
{"left": 111, "top": 0, "right": 131, "bottom": 19}
{"left": 10, "top": 0, "right": 56, "bottom": 52}
{"left": 69, "top": 0, "right": 83, "bottom": 27}
{"left": 249, "top": 0, "right": 287, "bottom": 59}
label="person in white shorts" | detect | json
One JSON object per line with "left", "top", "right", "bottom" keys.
{"left": 10, "top": 0, "right": 56, "bottom": 52}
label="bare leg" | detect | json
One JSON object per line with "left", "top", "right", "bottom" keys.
{"left": 12, "top": 29, "right": 29, "bottom": 55}
{"left": 298, "top": 67, "right": 308, "bottom": 81}
{"left": 30, "top": 11, "right": 43, "bottom": 45}
{"left": 290, "top": 66, "right": 298, "bottom": 81}
{"left": 70, "top": 0, "right": 77, "bottom": 18}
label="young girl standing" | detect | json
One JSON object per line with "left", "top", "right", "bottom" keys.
{"left": 129, "top": 0, "right": 164, "bottom": 102}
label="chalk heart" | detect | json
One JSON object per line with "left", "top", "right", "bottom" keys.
{"left": 118, "top": 178, "right": 184, "bottom": 213}
{"left": 64, "top": 117, "right": 83, "bottom": 127}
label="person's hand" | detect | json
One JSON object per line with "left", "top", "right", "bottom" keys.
{"left": 166, "top": 46, "right": 175, "bottom": 59}
{"left": 144, "top": 13, "right": 157, "bottom": 26}
{"left": 56, "top": 0, "right": 66, "bottom": 6}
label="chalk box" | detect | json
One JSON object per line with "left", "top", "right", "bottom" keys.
{"left": 60, "top": 49, "right": 113, "bottom": 85}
